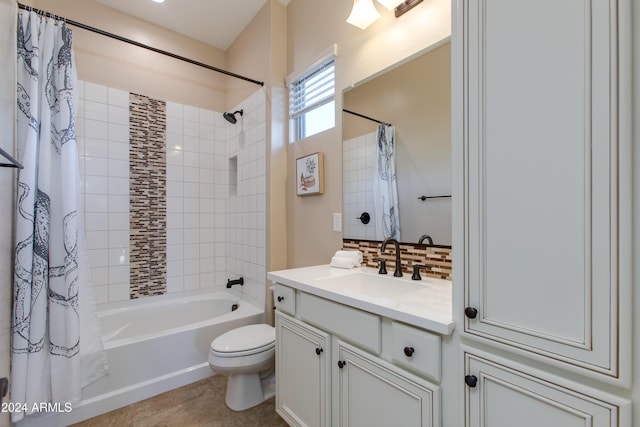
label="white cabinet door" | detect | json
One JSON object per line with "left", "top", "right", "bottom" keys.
{"left": 276, "top": 313, "right": 330, "bottom": 427}
{"left": 465, "top": 352, "right": 622, "bottom": 427}
{"left": 336, "top": 341, "right": 439, "bottom": 427}
{"left": 463, "top": 0, "right": 621, "bottom": 378}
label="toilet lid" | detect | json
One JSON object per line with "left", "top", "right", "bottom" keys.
{"left": 211, "top": 324, "right": 275, "bottom": 354}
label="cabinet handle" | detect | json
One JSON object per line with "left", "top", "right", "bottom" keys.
{"left": 315, "top": 347, "right": 323, "bottom": 355}
{"left": 465, "top": 375, "right": 478, "bottom": 388}
{"left": 337, "top": 360, "right": 346, "bottom": 369}
{"left": 403, "top": 346, "right": 415, "bottom": 357}
{"left": 464, "top": 307, "right": 478, "bottom": 319}
{"left": 277, "top": 296, "right": 284, "bottom": 302}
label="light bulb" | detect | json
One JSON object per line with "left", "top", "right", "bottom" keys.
{"left": 346, "top": 0, "right": 381, "bottom": 30}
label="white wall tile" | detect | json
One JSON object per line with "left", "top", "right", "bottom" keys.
{"left": 109, "top": 213, "right": 130, "bottom": 231}
{"left": 184, "top": 105, "right": 199, "bottom": 122}
{"left": 84, "top": 82, "right": 108, "bottom": 103}
{"left": 108, "top": 177, "right": 129, "bottom": 196}
{"left": 85, "top": 101, "right": 108, "bottom": 122}
{"left": 108, "top": 283, "right": 130, "bottom": 302}
{"left": 108, "top": 195, "right": 129, "bottom": 213}
{"left": 109, "top": 230, "right": 130, "bottom": 248}
{"left": 166, "top": 102, "right": 183, "bottom": 119}
{"left": 85, "top": 195, "right": 108, "bottom": 213}
{"left": 108, "top": 105, "right": 129, "bottom": 126}
{"left": 108, "top": 123, "right": 129, "bottom": 143}
{"left": 84, "top": 138, "right": 109, "bottom": 158}
{"left": 108, "top": 159, "right": 129, "bottom": 178}
{"left": 108, "top": 88, "right": 129, "bottom": 108}
{"left": 85, "top": 119, "right": 109, "bottom": 140}
{"left": 85, "top": 157, "right": 108, "bottom": 176}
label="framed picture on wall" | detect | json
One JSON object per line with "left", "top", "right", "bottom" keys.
{"left": 296, "top": 152, "right": 324, "bottom": 196}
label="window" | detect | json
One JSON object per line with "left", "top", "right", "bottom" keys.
{"left": 289, "top": 55, "right": 336, "bottom": 142}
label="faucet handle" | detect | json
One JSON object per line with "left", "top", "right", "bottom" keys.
{"left": 411, "top": 264, "right": 429, "bottom": 280}
{"left": 373, "top": 257, "right": 387, "bottom": 275}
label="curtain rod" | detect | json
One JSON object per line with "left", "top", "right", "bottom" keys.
{"left": 0, "top": 146, "right": 23, "bottom": 169}
{"left": 17, "top": 3, "right": 264, "bottom": 87}
{"left": 343, "top": 109, "right": 391, "bottom": 127}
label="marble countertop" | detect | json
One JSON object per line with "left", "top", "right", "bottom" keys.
{"left": 267, "top": 265, "right": 454, "bottom": 335}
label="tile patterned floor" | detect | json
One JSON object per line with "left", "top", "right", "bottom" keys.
{"left": 71, "top": 375, "right": 288, "bottom": 427}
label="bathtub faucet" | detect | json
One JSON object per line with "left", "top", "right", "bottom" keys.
{"left": 226, "top": 277, "right": 244, "bottom": 288}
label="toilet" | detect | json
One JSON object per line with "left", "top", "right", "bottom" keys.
{"left": 208, "top": 323, "right": 276, "bottom": 411}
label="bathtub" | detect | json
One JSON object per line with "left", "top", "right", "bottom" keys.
{"left": 21, "top": 289, "right": 264, "bottom": 427}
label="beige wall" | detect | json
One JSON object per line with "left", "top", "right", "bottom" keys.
{"left": 24, "top": 0, "right": 229, "bottom": 110}
{"left": 286, "top": 0, "right": 451, "bottom": 267}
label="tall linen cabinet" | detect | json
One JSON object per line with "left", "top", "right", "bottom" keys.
{"left": 452, "top": 0, "right": 633, "bottom": 425}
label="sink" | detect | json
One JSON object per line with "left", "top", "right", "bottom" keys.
{"left": 315, "top": 271, "right": 430, "bottom": 298}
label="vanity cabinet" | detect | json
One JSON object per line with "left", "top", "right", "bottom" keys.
{"left": 456, "top": 0, "right": 631, "bottom": 423}
{"left": 274, "top": 285, "right": 442, "bottom": 427}
{"left": 336, "top": 341, "right": 439, "bottom": 427}
{"left": 465, "top": 352, "right": 623, "bottom": 427}
{"left": 275, "top": 313, "right": 330, "bottom": 427}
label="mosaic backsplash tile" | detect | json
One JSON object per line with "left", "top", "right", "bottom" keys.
{"left": 129, "top": 93, "right": 167, "bottom": 298}
{"left": 342, "top": 239, "right": 452, "bottom": 280}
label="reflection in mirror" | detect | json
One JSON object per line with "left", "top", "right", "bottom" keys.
{"left": 342, "top": 40, "right": 451, "bottom": 246}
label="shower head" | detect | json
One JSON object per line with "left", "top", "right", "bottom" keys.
{"left": 223, "top": 109, "right": 243, "bottom": 124}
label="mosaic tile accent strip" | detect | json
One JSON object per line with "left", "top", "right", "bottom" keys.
{"left": 129, "top": 93, "right": 167, "bottom": 298}
{"left": 342, "top": 239, "right": 452, "bottom": 280}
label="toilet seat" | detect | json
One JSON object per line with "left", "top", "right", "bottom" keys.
{"left": 211, "top": 324, "right": 275, "bottom": 357}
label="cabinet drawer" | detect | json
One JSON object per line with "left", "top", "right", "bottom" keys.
{"left": 273, "top": 283, "right": 296, "bottom": 315}
{"left": 391, "top": 321, "right": 441, "bottom": 382}
{"left": 299, "top": 293, "right": 381, "bottom": 354}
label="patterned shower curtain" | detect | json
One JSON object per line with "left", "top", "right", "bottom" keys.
{"left": 11, "top": 11, "right": 107, "bottom": 422}
{"left": 373, "top": 124, "right": 400, "bottom": 240}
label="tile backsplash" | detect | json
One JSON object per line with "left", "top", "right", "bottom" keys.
{"left": 342, "top": 239, "right": 452, "bottom": 280}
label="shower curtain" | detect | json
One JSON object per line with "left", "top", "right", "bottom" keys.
{"left": 373, "top": 124, "right": 400, "bottom": 240}
{"left": 11, "top": 11, "right": 107, "bottom": 422}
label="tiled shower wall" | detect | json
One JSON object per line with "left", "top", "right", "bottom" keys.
{"left": 343, "top": 131, "right": 378, "bottom": 240}
{"left": 225, "top": 90, "right": 267, "bottom": 302}
{"left": 76, "top": 81, "right": 267, "bottom": 304}
{"left": 77, "top": 82, "right": 132, "bottom": 303}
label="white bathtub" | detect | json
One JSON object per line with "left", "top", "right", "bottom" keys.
{"left": 21, "top": 289, "right": 265, "bottom": 427}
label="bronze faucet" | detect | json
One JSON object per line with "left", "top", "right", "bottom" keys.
{"left": 380, "top": 238, "right": 403, "bottom": 277}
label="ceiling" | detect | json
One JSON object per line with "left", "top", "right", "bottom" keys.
{"left": 92, "top": 0, "right": 288, "bottom": 50}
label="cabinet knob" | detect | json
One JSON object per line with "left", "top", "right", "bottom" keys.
{"left": 277, "top": 296, "right": 284, "bottom": 302}
{"left": 465, "top": 375, "right": 478, "bottom": 388}
{"left": 464, "top": 307, "right": 478, "bottom": 319}
{"left": 315, "top": 347, "right": 323, "bottom": 355}
{"left": 337, "top": 360, "right": 346, "bottom": 369}
{"left": 403, "top": 346, "right": 415, "bottom": 357}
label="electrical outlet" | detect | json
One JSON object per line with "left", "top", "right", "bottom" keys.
{"left": 333, "top": 213, "right": 342, "bottom": 232}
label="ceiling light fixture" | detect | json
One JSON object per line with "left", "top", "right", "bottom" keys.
{"left": 347, "top": 0, "right": 424, "bottom": 29}
{"left": 375, "top": 0, "right": 404, "bottom": 10}
{"left": 152, "top": 0, "right": 165, "bottom": 3}
{"left": 393, "top": 0, "right": 423, "bottom": 17}
{"left": 346, "top": 0, "right": 381, "bottom": 30}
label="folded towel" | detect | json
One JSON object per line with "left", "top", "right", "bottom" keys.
{"left": 330, "top": 256, "right": 357, "bottom": 269}
{"left": 334, "top": 250, "right": 363, "bottom": 265}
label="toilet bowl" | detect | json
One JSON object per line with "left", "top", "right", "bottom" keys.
{"left": 208, "top": 323, "right": 276, "bottom": 411}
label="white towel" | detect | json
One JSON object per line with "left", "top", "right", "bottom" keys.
{"left": 334, "top": 250, "right": 363, "bottom": 265}
{"left": 330, "top": 256, "right": 357, "bottom": 269}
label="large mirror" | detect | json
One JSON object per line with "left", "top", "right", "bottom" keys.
{"left": 342, "top": 40, "right": 451, "bottom": 246}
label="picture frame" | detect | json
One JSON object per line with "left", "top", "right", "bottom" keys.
{"left": 296, "top": 152, "right": 324, "bottom": 196}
